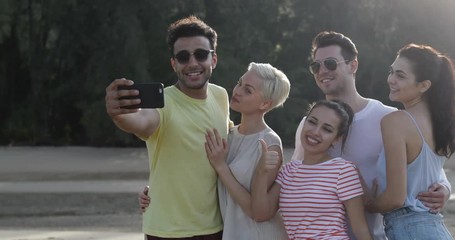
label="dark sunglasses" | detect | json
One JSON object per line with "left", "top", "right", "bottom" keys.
{"left": 309, "top": 59, "right": 350, "bottom": 74}
{"left": 173, "top": 49, "right": 214, "bottom": 64}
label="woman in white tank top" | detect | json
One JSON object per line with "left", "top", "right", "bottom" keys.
{"left": 365, "top": 44, "right": 455, "bottom": 239}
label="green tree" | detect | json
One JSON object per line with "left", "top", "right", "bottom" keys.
{"left": 1, "top": 0, "right": 454, "bottom": 147}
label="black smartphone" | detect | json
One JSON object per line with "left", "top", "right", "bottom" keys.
{"left": 118, "top": 83, "right": 164, "bottom": 109}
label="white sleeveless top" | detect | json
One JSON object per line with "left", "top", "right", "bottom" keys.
{"left": 376, "top": 111, "right": 447, "bottom": 212}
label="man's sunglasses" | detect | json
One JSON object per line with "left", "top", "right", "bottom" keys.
{"left": 173, "top": 49, "right": 214, "bottom": 64}
{"left": 309, "top": 59, "right": 350, "bottom": 74}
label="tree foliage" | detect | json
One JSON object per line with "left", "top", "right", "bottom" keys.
{"left": 1, "top": 0, "right": 454, "bottom": 146}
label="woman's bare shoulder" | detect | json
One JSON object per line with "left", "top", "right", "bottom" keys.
{"left": 380, "top": 110, "right": 414, "bottom": 133}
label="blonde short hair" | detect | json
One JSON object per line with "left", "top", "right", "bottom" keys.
{"left": 247, "top": 62, "right": 291, "bottom": 110}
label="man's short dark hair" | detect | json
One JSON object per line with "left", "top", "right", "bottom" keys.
{"left": 311, "top": 31, "right": 358, "bottom": 61}
{"left": 167, "top": 15, "right": 217, "bottom": 54}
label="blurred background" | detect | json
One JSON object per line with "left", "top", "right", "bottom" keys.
{"left": 1, "top": 0, "right": 454, "bottom": 147}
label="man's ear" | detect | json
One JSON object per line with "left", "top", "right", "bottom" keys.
{"left": 211, "top": 52, "right": 218, "bottom": 69}
{"left": 419, "top": 79, "right": 432, "bottom": 93}
{"left": 171, "top": 58, "right": 177, "bottom": 72}
{"left": 170, "top": 58, "right": 177, "bottom": 72}
{"left": 350, "top": 58, "right": 359, "bottom": 74}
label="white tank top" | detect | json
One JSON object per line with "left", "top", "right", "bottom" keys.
{"left": 376, "top": 110, "right": 447, "bottom": 212}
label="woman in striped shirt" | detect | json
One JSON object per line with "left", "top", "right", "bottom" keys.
{"left": 251, "top": 100, "right": 372, "bottom": 240}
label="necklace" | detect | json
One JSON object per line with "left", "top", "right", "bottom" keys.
{"left": 405, "top": 98, "right": 424, "bottom": 109}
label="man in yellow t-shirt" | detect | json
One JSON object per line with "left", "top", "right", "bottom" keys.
{"left": 105, "top": 16, "right": 229, "bottom": 239}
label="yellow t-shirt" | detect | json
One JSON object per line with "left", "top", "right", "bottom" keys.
{"left": 143, "top": 84, "right": 230, "bottom": 237}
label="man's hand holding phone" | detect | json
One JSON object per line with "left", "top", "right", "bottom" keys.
{"left": 105, "top": 78, "right": 164, "bottom": 119}
{"left": 118, "top": 83, "right": 164, "bottom": 109}
{"left": 105, "top": 78, "right": 138, "bottom": 118}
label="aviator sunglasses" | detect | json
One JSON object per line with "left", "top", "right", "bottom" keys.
{"left": 173, "top": 49, "right": 214, "bottom": 64}
{"left": 309, "top": 58, "right": 350, "bottom": 74}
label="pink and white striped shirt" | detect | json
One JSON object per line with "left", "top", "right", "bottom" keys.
{"left": 276, "top": 158, "right": 363, "bottom": 240}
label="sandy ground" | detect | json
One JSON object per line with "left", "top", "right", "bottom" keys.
{"left": 1, "top": 146, "right": 455, "bottom": 239}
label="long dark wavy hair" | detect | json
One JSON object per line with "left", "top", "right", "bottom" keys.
{"left": 398, "top": 44, "right": 455, "bottom": 157}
